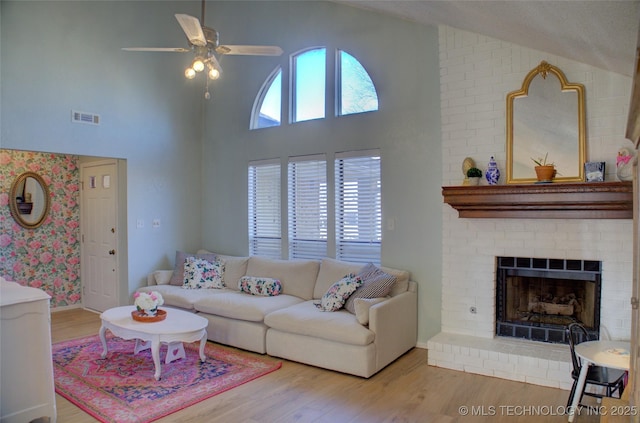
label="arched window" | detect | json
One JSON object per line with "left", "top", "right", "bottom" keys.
{"left": 250, "top": 47, "right": 378, "bottom": 129}
{"left": 338, "top": 50, "right": 378, "bottom": 116}
{"left": 251, "top": 67, "right": 282, "bottom": 129}
{"left": 292, "top": 47, "right": 326, "bottom": 123}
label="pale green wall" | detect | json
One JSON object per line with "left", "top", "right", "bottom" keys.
{"left": 1, "top": 1, "right": 206, "bottom": 299}
{"left": 1, "top": 0, "right": 443, "bottom": 343}
{"left": 200, "top": 1, "right": 443, "bottom": 343}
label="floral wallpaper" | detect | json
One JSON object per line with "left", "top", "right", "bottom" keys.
{"left": 0, "top": 149, "right": 82, "bottom": 308}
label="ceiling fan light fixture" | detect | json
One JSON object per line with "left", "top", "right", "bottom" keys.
{"left": 184, "top": 67, "right": 196, "bottom": 79}
{"left": 208, "top": 65, "right": 220, "bottom": 80}
{"left": 192, "top": 58, "right": 205, "bottom": 72}
{"left": 124, "top": 0, "right": 282, "bottom": 98}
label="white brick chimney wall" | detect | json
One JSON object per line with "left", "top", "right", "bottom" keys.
{"left": 430, "top": 26, "right": 634, "bottom": 388}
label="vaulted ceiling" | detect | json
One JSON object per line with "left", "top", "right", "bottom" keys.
{"left": 336, "top": 1, "right": 640, "bottom": 77}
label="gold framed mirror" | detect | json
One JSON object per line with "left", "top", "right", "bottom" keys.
{"left": 9, "top": 171, "right": 51, "bottom": 229}
{"left": 506, "top": 61, "right": 586, "bottom": 183}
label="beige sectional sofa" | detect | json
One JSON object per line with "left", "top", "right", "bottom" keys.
{"left": 138, "top": 251, "right": 418, "bottom": 378}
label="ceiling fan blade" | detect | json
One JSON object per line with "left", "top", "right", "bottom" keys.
{"left": 175, "top": 14, "right": 207, "bottom": 47}
{"left": 217, "top": 45, "right": 283, "bottom": 56}
{"left": 122, "top": 47, "right": 191, "bottom": 52}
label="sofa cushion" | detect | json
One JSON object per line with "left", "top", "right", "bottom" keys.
{"left": 182, "top": 256, "right": 225, "bottom": 289}
{"left": 264, "top": 301, "right": 375, "bottom": 346}
{"left": 137, "top": 285, "right": 231, "bottom": 311}
{"left": 245, "top": 256, "right": 319, "bottom": 300}
{"left": 313, "top": 258, "right": 410, "bottom": 298}
{"left": 194, "top": 292, "right": 303, "bottom": 322}
{"left": 384, "top": 266, "right": 410, "bottom": 296}
{"left": 198, "top": 250, "right": 249, "bottom": 291}
{"left": 344, "top": 263, "right": 396, "bottom": 314}
{"left": 238, "top": 276, "right": 282, "bottom": 296}
{"left": 169, "top": 251, "right": 218, "bottom": 286}
{"left": 314, "top": 274, "right": 362, "bottom": 312}
{"left": 354, "top": 297, "right": 387, "bottom": 325}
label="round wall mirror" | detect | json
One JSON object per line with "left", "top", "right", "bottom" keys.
{"left": 9, "top": 172, "right": 51, "bottom": 229}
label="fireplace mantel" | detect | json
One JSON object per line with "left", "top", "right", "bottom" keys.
{"left": 442, "top": 181, "right": 633, "bottom": 219}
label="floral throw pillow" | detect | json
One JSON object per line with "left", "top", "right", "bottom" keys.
{"left": 182, "top": 256, "right": 225, "bottom": 289}
{"left": 169, "top": 251, "right": 218, "bottom": 286}
{"left": 314, "top": 273, "right": 363, "bottom": 312}
{"left": 238, "top": 276, "right": 282, "bottom": 296}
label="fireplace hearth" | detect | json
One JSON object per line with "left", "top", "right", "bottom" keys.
{"left": 495, "top": 257, "right": 601, "bottom": 344}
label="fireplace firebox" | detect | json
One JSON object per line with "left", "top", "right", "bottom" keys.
{"left": 495, "top": 257, "right": 601, "bottom": 344}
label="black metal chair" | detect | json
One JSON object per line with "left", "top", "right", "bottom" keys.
{"left": 566, "top": 323, "right": 626, "bottom": 408}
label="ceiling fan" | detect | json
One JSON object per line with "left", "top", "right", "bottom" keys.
{"left": 123, "top": 0, "right": 283, "bottom": 99}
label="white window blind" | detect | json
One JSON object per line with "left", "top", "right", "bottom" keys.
{"left": 335, "top": 151, "right": 381, "bottom": 264}
{"left": 288, "top": 155, "right": 327, "bottom": 259}
{"left": 248, "top": 160, "right": 281, "bottom": 258}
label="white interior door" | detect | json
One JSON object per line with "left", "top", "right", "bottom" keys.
{"left": 81, "top": 161, "right": 119, "bottom": 312}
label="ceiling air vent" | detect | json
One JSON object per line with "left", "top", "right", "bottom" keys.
{"left": 71, "top": 110, "right": 100, "bottom": 126}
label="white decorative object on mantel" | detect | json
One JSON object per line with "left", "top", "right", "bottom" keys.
{"left": 616, "top": 146, "right": 636, "bottom": 181}
{"left": 461, "top": 157, "right": 476, "bottom": 186}
{"left": 485, "top": 156, "right": 500, "bottom": 185}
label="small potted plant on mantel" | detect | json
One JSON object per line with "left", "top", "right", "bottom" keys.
{"left": 466, "top": 167, "right": 482, "bottom": 185}
{"left": 531, "top": 153, "right": 557, "bottom": 182}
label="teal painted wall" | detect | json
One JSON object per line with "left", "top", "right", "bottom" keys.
{"left": 1, "top": 1, "right": 206, "bottom": 299}
{"left": 1, "top": 1, "right": 443, "bottom": 342}
{"left": 200, "top": 1, "right": 443, "bottom": 342}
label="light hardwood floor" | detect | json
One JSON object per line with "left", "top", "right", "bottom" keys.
{"left": 51, "top": 308, "right": 600, "bottom": 422}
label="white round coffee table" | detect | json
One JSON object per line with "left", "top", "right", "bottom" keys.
{"left": 99, "top": 305, "right": 208, "bottom": 380}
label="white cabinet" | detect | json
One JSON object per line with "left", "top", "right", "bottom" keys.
{"left": 0, "top": 279, "right": 56, "bottom": 423}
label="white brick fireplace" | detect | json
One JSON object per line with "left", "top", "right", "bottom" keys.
{"left": 428, "top": 26, "right": 634, "bottom": 389}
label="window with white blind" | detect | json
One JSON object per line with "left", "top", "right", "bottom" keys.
{"left": 287, "top": 156, "right": 327, "bottom": 259}
{"left": 335, "top": 151, "right": 381, "bottom": 264}
{"left": 248, "top": 160, "right": 281, "bottom": 258}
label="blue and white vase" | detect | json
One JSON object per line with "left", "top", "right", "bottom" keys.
{"left": 486, "top": 156, "right": 500, "bottom": 185}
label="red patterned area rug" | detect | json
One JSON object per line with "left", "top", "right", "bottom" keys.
{"left": 53, "top": 334, "right": 281, "bottom": 423}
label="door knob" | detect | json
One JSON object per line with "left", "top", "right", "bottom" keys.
{"left": 108, "top": 249, "right": 116, "bottom": 255}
